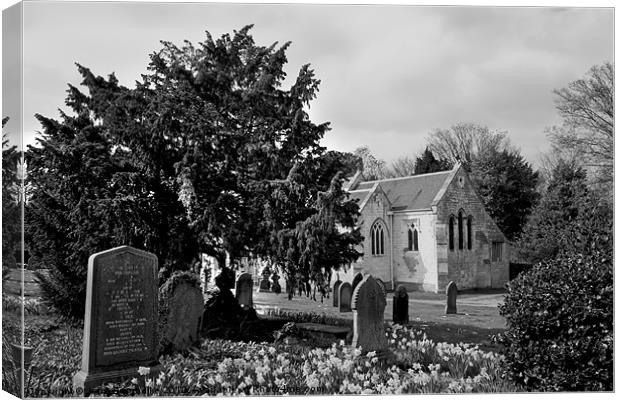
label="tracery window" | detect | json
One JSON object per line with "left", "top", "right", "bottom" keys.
{"left": 371, "top": 221, "right": 385, "bottom": 255}
{"left": 448, "top": 215, "right": 455, "bottom": 251}
{"left": 467, "top": 216, "right": 473, "bottom": 250}
{"left": 407, "top": 226, "right": 419, "bottom": 251}
{"left": 458, "top": 210, "right": 464, "bottom": 250}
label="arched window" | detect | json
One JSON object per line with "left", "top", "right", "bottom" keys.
{"left": 448, "top": 215, "right": 455, "bottom": 251}
{"left": 407, "top": 226, "right": 419, "bottom": 252}
{"left": 371, "top": 221, "right": 385, "bottom": 255}
{"left": 467, "top": 216, "right": 473, "bottom": 250}
{"left": 407, "top": 228, "right": 413, "bottom": 251}
{"left": 458, "top": 210, "right": 464, "bottom": 250}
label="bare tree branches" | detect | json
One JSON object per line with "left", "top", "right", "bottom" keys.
{"left": 548, "top": 63, "right": 614, "bottom": 187}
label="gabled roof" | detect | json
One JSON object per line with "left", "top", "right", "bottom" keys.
{"left": 348, "top": 166, "right": 459, "bottom": 212}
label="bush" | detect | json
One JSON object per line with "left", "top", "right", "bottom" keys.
{"left": 498, "top": 251, "right": 612, "bottom": 391}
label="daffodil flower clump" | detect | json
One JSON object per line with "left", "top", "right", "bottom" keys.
{"left": 116, "top": 323, "right": 519, "bottom": 396}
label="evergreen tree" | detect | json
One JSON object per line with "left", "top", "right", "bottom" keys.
{"left": 414, "top": 147, "right": 451, "bottom": 175}
{"left": 2, "top": 117, "right": 21, "bottom": 269}
{"left": 517, "top": 159, "right": 610, "bottom": 264}
{"left": 471, "top": 149, "right": 540, "bottom": 241}
{"left": 27, "top": 26, "right": 363, "bottom": 316}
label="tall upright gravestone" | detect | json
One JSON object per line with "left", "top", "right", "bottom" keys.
{"left": 235, "top": 273, "right": 254, "bottom": 309}
{"left": 332, "top": 280, "right": 342, "bottom": 307}
{"left": 445, "top": 281, "right": 458, "bottom": 314}
{"left": 393, "top": 285, "right": 409, "bottom": 324}
{"left": 351, "top": 275, "right": 388, "bottom": 353}
{"left": 339, "top": 282, "right": 353, "bottom": 312}
{"left": 73, "top": 246, "right": 160, "bottom": 394}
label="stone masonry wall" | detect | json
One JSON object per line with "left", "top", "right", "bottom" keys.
{"left": 352, "top": 188, "right": 393, "bottom": 290}
{"left": 391, "top": 212, "right": 438, "bottom": 292}
{"left": 435, "top": 167, "right": 509, "bottom": 291}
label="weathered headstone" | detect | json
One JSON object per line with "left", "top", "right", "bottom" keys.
{"left": 235, "top": 273, "right": 254, "bottom": 309}
{"left": 352, "top": 272, "right": 364, "bottom": 293}
{"left": 339, "top": 282, "right": 352, "bottom": 312}
{"left": 351, "top": 275, "right": 388, "bottom": 353}
{"left": 332, "top": 280, "right": 342, "bottom": 307}
{"left": 159, "top": 273, "right": 204, "bottom": 352}
{"left": 376, "top": 278, "right": 387, "bottom": 298}
{"left": 392, "top": 285, "right": 409, "bottom": 324}
{"left": 73, "top": 246, "right": 160, "bottom": 394}
{"left": 446, "top": 281, "right": 458, "bottom": 314}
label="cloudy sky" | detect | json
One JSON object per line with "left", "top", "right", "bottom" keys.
{"left": 2, "top": 1, "right": 614, "bottom": 168}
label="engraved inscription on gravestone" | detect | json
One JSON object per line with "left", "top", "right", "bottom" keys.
{"left": 73, "top": 246, "right": 160, "bottom": 393}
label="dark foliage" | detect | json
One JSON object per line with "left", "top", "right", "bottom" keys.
{"left": 517, "top": 160, "right": 611, "bottom": 264}
{"left": 471, "top": 149, "right": 540, "bottom": 241}
{"left": 27, "top": 26, "right": 362, "bottom": 318}
{"left": 498, "top": 251, "right": 613, "bottom": 391}
{"left": 2, "top": 117, "right": 21, "bottom": 269}
{"left": 414, "top": 147, "right": 451, "bottom": 175}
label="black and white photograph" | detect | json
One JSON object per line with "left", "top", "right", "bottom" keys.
{"left": 1, "top": 0, "right": 615, "bottom": 397}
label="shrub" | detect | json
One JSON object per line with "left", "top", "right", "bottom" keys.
{"left": 498, "top": 251, "right": 612, "bottom": 391}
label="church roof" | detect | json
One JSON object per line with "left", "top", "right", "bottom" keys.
{"left": 349, "top": 168, "right": 455, "bottom": 211}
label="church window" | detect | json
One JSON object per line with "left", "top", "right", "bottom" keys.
{"left": 448, "top": 215, "right": 455, "bottom": 251}
{"left": 371, "top": 221, "right": 385, "bottom": 255}
{"left": 467, "top": 216, "right": 473, "bottom": 250}
{"left": 491, "top": 242, "right": 503, "bottom": 261}
{"left": 458, "top": 210, "right": 464, "bottom": 250}
{"left": 407, "top": 226, "right": 419, "bottom": 252}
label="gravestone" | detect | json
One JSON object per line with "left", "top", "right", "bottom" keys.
{"left": 235, "top": 273, "right": 254, "bottom": 309}
{"left": 445, "top": 281, "right": 458, "bottom": 314}
{"left": 332, "top": 280, "right": 342, "bottom": 307}
{"left": 258, "top": 268, "right": 271, "bottom": 292}
{"left": 339, "top": 282, "right": 352, "bottom": 312}
{"left": 73, "top": 246, "right": 160, "bottom": 394}
{"left": 160, "top": 275, "right": 204, "bottom": 352}
{"left": 376, "top": 278, "right": 387, "bottom": 298}
{"left": 351, "top": 275, "right": 388, "bottom": 353}
{"left": 352, "top": 273, "right": 364, "bottom": 293}
{"left": 392, "top": 285, "right": 409, "bottom": 324}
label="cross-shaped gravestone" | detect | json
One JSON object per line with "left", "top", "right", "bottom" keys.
{"left": 351, "top": 275, "right": 388, "bottom": 353}
{"left": 339, "top": 282, "right": 352, "bottom": 312}
{"left": 445, "top": 281, "right": 458, "bottom": 314}
{"left": 73, "top": 246, "right": 160, "bottom": 395}
{"left": 332, "top": 280, "right": 342, "bottom": 307}
{"left": 235, "top": 273, "right": 254, "bottom": 309}
{"left": 392, "top": 285, "right": 409, "bottom": 324}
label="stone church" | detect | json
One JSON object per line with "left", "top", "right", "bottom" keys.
{"left": 343, "top": 163, "right": 509, "bottom": 293}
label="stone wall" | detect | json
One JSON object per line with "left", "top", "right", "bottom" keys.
{"left": 352, "top": 187, "right": 393, "bottom": 289}
{"left": 435, "top": 166, "right": 509, "bottom": 291}
{"left": 391, "top": 212, "right": 438, "bottom": 292}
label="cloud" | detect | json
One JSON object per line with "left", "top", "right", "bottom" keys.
{"left": 8, "top": 3, "right": 613, "bottom": 168}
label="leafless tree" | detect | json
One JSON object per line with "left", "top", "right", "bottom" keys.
{"left": 385, "top": 156, "right": 417, "bottom": 178}
{"left": 426, "top": 122, "right": 511, "bottom": 170}
{"left": 548, "top": 62, "right": 613, "bottom": 187}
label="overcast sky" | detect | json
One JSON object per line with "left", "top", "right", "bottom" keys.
{"left": 2, "top": 1, "right": 614, "bottom": 168}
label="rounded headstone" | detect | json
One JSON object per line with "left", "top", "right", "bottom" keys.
{"left": 162, "top": 280, "right": 204, "bottom": 351}
{"left": 445, "top": 281, "right": 458, "bottom": 314}
{"left": 352, "top": 273, "right": 364, "bottom": 293}
{"left": 339, "top": 282, "right": 352, "bottom": 312}
{"left": 392, "top": 285, "right": 409, "bottom": 324}
{"left": 235, "top": 273, "right": 254, "bottom": 309}
{"left": 333, "top": 280, "right": 342, "bottom": 307}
